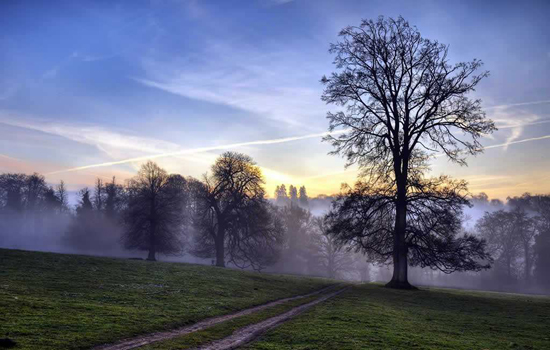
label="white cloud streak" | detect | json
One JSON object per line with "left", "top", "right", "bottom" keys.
{"left": 485, "top": 99, "right": 550, "bottom": 110}
{"left": 45, "top": 130, "right": 550, "bottom": 175}
{"left": 482, "top": 134, "right": 550, "bottom": 150}
{"left": 432, "top": 135, "right": 550, "bottom": 158}
{"left": 45, "top": 129, "right": 347, "bottom": 175}
{"left": 489, "top": 109, "right": 543, "bottom": 150}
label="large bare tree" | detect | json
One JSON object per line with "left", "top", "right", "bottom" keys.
{"left": 322, "top": 16, "right": 495, "bottom": 288}
{"left": 191, "top": 152, "right": 282, "bottom": 270}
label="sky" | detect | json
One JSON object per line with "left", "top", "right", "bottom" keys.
{"left": 1, "top": 0, "right": 549, "bottom": 200}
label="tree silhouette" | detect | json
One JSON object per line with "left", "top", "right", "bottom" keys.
{"left": 531, "top": 195, "right": 550, "bottom": 288}
{"left": 104, "top": 177, "right": 126, "bottom": 220}
{"left": 55, "top": 181, "right": 69, "bottom": 213}
{"left": 322, "top": 16, "right": 495, "bottom": 288}
{"left": 275, "top": 184, "right": 289, "bottom": 206}
{"left": 327, "top": 178, "right": 491, "bottom": 284}
{"left": 477, "top": 210, "right": 524, "bottom": 284}
{"left": 507, "top": 195, "right": 538, "bottom": 284}
{"left": 0, "top": 173, "right": 27, "bottom": 212}
{"left": 122, "top": 161, "right": 190, "bottom": 261}
{"left": 64, "top": 188, "right": 97, "bottom": 251}
{"left": 506, "top": 193, "right": 550, "bottom": 288}
{"left": 289, "top": 185, "right": 298, "bottom": 204}
{"left": 191, "top": 152, "right": 282, "bottom": 270}
{"left": 92, "top": 179, "right": 104, "bottom": 212}
{"left": 313, "top": 216, "right": 354, "bottom": 279}
{"left": 299, "top": 186, "right": 309, "bottom": 208}
{"left": 276, "top": 203, "right": 314, "bottom": 275}
{"left": 1, "top": 173, "right": 51, "bottom": 238}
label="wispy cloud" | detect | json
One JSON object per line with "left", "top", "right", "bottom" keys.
{"left": 489, "top": 108, "right": 543, "bottom": 150}
{"left": 0, "top": 114, "right": 183, "bottom": 160}
{"left": 269, "top": 0, "right": 295, "bottom": 4}
{"left": 135, "top": 36, "right": 327, "bottom": 130}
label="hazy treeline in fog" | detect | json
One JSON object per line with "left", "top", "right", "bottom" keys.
{"left": 400, "top": 193, "right": 550, "bottom": 294}
{"left": 0, "top": 155, "right": 368, "bottom": 281}
{"left": 1, "top": 155, "right": 549, "bottom": 293}
{"left": 0, "top": 153, "right": 361, "bottom": 278}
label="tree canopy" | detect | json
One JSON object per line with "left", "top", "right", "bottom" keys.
{"left": 122, "top": 161, "right": 190, "bottom": 260}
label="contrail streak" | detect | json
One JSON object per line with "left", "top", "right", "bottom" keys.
{"left": 485, "top": 99, "right": 550, "bottom": 110}
{"left": 432, "top": 134, "right": 550, "bottom": 158}
{"left": 46, "top": 130, "right": 348, "bottom": 175}
{"left": 496, "top": 118, "right": 550, "bottom": 129}
{"left": 482, "top": 134, "right": 550, "bottom": 150}
{"left": 46, "top": 128, "right": 550, "bottom": 175}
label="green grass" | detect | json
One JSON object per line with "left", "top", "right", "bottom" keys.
{"left": 5, "top": 249, "right": 549, "bottom": 350}
{"left": 0, "top": 249, "right": 333, "bottom": 350}
{"left": 244, "top": 284, "right": 550, "bottom": 350}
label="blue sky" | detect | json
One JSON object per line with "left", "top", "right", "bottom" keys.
{"left": 1, "top": 0, "right": 549, "bottom": 199}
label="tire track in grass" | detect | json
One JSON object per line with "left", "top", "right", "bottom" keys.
{"left": 93, "top": 285, "right": 339, "bottom": 350}
{"left": 190, "top": 287, "right": 349, "bottom": 350}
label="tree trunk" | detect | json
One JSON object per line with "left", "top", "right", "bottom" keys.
{"left": 215, "top": 227, "right": 225, "bottom": 267}
{"left": 147, "top": 197, "right": 157, "bottom": 261}
{"left": 507, "top": 255, "right": 512, "bottom": 282}
{"left": 147, "top": 248, "right": 156, "bottom": 261}
{"left": 524, "top": 241, "right": 531, "bottom": 284}
{"left": 386, "top": 178, "right": 415, "bottom": 289}
{"left": 147, "top": 226, "right": 156, "bottom": 261}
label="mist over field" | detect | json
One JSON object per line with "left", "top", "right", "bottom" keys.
{"left": 1, "top": 177, "right": 547, "bottom": 295}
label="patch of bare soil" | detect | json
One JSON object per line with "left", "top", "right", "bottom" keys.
{"left": 93, "top": 285, "right": 338, "bottom": 350}
{"left": 191, "top": 287, "right": 349, "bottom": 350}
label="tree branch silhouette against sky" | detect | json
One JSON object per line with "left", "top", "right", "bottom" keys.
{"left": 0, "top": 0, "right": 549, "bottom": 200}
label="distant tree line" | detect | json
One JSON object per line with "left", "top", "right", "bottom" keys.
{"left": 473, "top": 193, "right": 550, "bottom": 291}
{"left": 0, "top": 173, "right": 71, "bottom": 251}
{"left": 2, "top": 164, "right": 550, "bottom": 290}
{"left": 64, "top": 177, "right": 126, "bottom": 254}
{"left": 0, "top": 152, "right": 366, "bottom": 280}
{"left": 271, "top": 183, "right": 368, "bottom": 280}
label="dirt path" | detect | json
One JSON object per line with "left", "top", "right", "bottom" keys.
{"left": 93, "top": 285, "right": 339, "bottom": 350}
{"left": 191, "top": 287, "right": 349, "bottom": 350}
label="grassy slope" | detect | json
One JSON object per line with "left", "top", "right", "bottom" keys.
{"left": 0, "top": 249, "right": 333, "bottom": 350}
{"left": 245, "top": 284, "right": 550, "bottom": 350}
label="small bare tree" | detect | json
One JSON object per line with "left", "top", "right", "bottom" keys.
{"left": 477, "top": 206, "right": 537, "bottom": 284}
{"left": 191, "top": 152, "right": 282, "bottom": 270}
{"left": 123, "top": 161, "right": 189, "bottom": 261}
{"left": 313, "top": 216, "right": 354, "bottom": 279}
{"left": 322, "top": 16, "right": 495, "bottom": 288}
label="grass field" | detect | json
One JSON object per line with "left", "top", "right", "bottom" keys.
{"left": 3, "top": 249, "right": 550, "bottom": 350}
{"left": 0, "top": 249, "right": 333, "bottom": 350}
{"left": 244, "top": 284, "right": 550, "bottom": 350}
